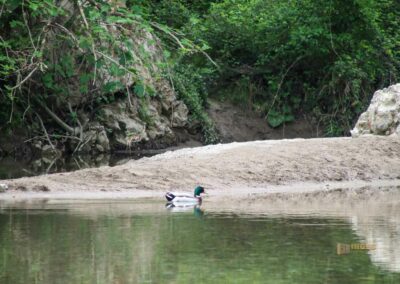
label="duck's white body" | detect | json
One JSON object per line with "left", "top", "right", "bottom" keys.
{"left": 165, "top": 186, "right": 205, "bottom": 204}
{"left": 168, "top": 192, "right": 193, "bottom": 198}
{"left": 166, "top": 203, "right": 199, "bottom": 212}
{"left": 165, "top": 191, "right": 202, "bottom": 204}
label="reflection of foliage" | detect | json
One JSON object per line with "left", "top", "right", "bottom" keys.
{"left": 1, "top": 210, "right": 399, "bottom": 283}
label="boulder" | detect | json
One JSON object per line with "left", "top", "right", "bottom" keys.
{"left": 171, "top": 102, "right": 189, "bottom": 128}
{"left": 351, "top": 84, "right": 400, "bottom": 137}
{"left": 41, "top": 145, "right": 62, "bottom": 158}
{"left": 76, "top": 123, "right": 110, "bottom": 153}
{"left": 0, "top": 183, "right": 8, "bottom": 193}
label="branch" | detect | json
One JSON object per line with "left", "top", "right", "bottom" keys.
{"left": 68, "top": 102, "right": 83, "bottom": 140}
{"left": 35, "top": 112, "right": 55, "bottom": 150}
{"left": 77, "top": 0, "right": 97, "bottom": 85}
{"left": 96, "top": 50, "right": 137, "bottom": 75}
{"left": 266, "top": 56, "right": 303, "bottom": 119}
{"left": 36, "top": 99, "right": 79, "bottom": 135}
{"left": 53, "top": 23, "right": 84, "bottom": 52}
{"left": 10, "top": 66, "right": 39, "bottom": 90}
{"left": 150, "top": 22, "right": 219, "bottom": 70}
{"left": 150, "top": 22, "right": 185, "bottom": 49}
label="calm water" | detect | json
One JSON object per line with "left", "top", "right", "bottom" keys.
{"left": 0, "top": 200, "right": 399, "bottom": 284}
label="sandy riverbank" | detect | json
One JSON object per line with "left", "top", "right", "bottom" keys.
{"left": 1, "top": 136, "right": 400, "bottom": 200}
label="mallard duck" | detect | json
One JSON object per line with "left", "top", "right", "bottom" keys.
{"left": 165, "top": 186, "right": 205, "bottom": 204}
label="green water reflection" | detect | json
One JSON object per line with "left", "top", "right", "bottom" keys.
{"left": 0, "top": 202, "right": 399, "bottom": 284}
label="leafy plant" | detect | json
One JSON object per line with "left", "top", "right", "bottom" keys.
{"left": 182, "top": 0, "right": 400, "bottom": 135}
{"left": 0, "top": 0, "right": 215, "bottom": 148}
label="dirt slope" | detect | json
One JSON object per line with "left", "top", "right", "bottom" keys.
{"left": 207, "top": 99, "right": 321, "bottom": 142}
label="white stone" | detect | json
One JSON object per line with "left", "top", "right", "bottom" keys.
{"left": 352, "top": 84, "right": 400, "bottom": 137}
{"left": 0, "top": 183, "right": 8, "bottom": 192}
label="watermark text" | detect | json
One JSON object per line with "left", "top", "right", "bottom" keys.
{"left": 337, "top": 243, "right": 376, "bottom": 255}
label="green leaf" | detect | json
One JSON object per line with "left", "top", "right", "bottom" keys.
{"left": 103, "top": 81, "right": 124, "bottom": 93}
{"left": 110, "top": 63, "right": 126, "bottom": 77}
{"left": 42, "top": 73, "right": 53, "bottom": 89}
{"left": 79, "top": 73, "right": 91, "bottom": 84}
{"left": 267, "top": 110, "right": 285, "bottom": 128}
{"left": 134, "top": 84, "right": 145, "bottom": 97}
{"left": 9, "top": 20, "right": 23, "bottom": 28}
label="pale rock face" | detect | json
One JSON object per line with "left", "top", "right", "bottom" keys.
{"left": 171, "top": 101, "right": 189, "bottom": 128}
{"left": 351, "top": 84, "right": 400, "bottom": 137}
{"left": 78, "top": 123, "right": 110, "bottom": 153}
{"left": 0, "top": 183, "right": 8, "bottom": 193}
{"left": 41, "top": 145, "right": 62, "bottom": 158}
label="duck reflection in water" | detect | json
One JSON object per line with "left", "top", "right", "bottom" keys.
{"left": 165, "top": 203, "right": 205, "bottom": 217}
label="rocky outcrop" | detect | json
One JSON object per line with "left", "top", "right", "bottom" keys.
{"left": 95, "top": 96, "right": 188, "bottom": 151}
{"left": 351, "top": 84, "right": 400, "bottom": 137}
{"left": 0, "top": 1, "right": 199, "bottom": 158}
{"left": 39, "top": 2, "right": 191, "bottom": 154}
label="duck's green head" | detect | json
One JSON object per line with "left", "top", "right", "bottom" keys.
{"left": 194, "top": 186, "right": 205, "bottom": 197}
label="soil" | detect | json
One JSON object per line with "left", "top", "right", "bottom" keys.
{"left": 1, "top": 136, "right": 400, "bottom": 200}
{"left": 207, "top": 99, "right": 321, "bottom": 142}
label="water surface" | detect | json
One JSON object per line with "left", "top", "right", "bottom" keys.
{"left": 0, "top": 199, "right": 399, "bottom": 283}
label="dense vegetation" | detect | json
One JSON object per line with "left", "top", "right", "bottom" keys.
{"left": 1, "top": 0, "right": 400, "bottom": 151}
{"left": 0, "top": 0, "right": 217, "bottom": 151}
{"left": 149, "top": 0, "right": 400, "bottom": 134}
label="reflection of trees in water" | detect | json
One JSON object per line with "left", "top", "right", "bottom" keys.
{"left": 0, "top": 151, "right": 157, "bottom": 179}
{"left": 351, "top": 210, "right": 400, "bottom": 273}
{"left": 0, "top": 155, "right": 111, "bottom": 179}
{"left": 0, "top": 213, "right": 162, "bottom": 284}
{"left": 2, "top": 199, "right": 400, "bottom": 283}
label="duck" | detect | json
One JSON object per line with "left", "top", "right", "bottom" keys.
{"left": 165, "top": 186, "right": 205, "bottom": 204}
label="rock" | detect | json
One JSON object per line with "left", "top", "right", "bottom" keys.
{"left": 32, "top": 185, "right": 50, "bottom": 192}
{"left": 96, "top": 145, "right": 105, "bottom": 152}
{"left": 41, "top": 145, "right": 61, "bottom": 158}
{"left": 0, "top": 183, "right": 8, "bottom": 193}
{"left": 95, "top": 128, "right": 110, "bottom": 153}
{"left": 15, "top": 185, "right": 27, "bottom": 191}
{"left": 97, "top": 97, "right": 188, "bottom": 149}
{"left": 171, "top": 102, "right": 189, "bottom": 127}
{"left": 396, "top": 124, "right": 400, "bottom": 135}
{"left": 351, "top": 84, "right": 400, "bottom": 137}
{"left": 119, "top": 117, "right": 146, "bottom": 133}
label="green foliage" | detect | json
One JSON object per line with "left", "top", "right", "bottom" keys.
{"left": 186, "top": 0, "right": 400, "bottom": 135}
{"left": 0, "top": 0, "right": 215, "bottom": 144}
{"left": 137, "top": 98, "right": 154, "bottom": 127}
{"left": 173, "top": 63, "right": 218, "bottom": 144}
{"left": 3, "top": 0, "right": 399, "bottom": 145}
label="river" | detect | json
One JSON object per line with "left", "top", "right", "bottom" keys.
{"left": 1, "top": 197, "right": 400, "bottom": 283}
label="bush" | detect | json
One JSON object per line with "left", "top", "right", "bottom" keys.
{"left": 192, "top": 0, "right": 400, "bottom": 135}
